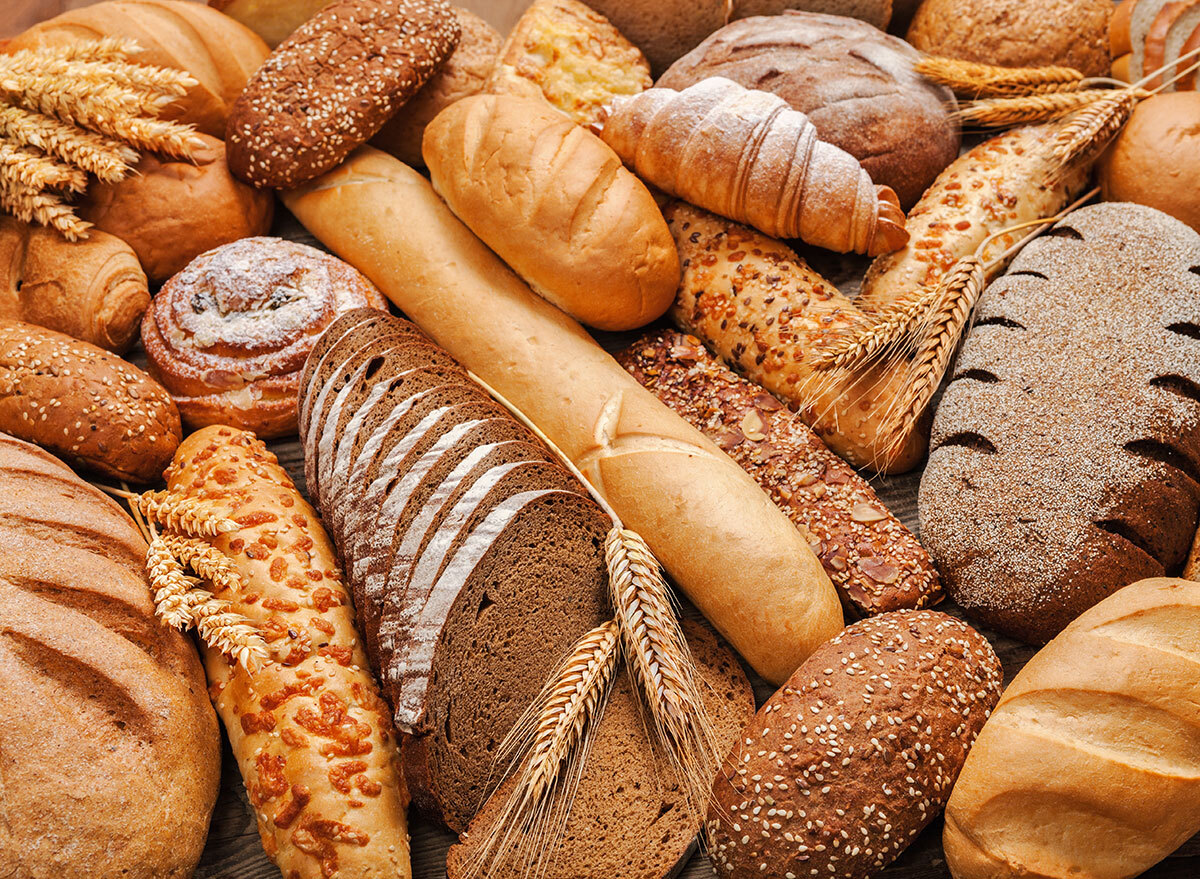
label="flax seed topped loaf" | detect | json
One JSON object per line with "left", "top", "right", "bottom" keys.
{"left": 619, "top": 329, "right": 941, "bottom": 617}
{"left": 299, "top": 310, "right": 611, "bottom": 831}
{"left": 919, "top": 203, "right": 1200, "bottom": 643}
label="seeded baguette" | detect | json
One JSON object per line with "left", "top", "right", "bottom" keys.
{"left": 0, "top": 318, "right": 180, "bottom": 481}
{"left": 708, "top": 610, "right": 1003, "bottom": 879}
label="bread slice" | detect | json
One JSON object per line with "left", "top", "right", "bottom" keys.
{"left": 299, "top": 313, "right": 614, "bottom": 832}
{"left": 1111, "top": 0, "right": 1139, "bottom": 55}
{"left": 1163, "top": 1, "right": 1200, "bottom": 88}
{"left": 1131, "top": 0, "right": 1173, "bottom": 80}
{"left": 445, "top": 618, "right": 755, "bottom": 879}
{"left": 1143, "top": 0, "right": 1200, "bottom": 87}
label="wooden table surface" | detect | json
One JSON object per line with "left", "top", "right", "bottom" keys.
{"left": 186, "top": 214, "right": 1200, "bottom": 879}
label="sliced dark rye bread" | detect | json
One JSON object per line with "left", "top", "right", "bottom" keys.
{"left": 919, "top": 202, "right": 1200, "bottom": 643}
{"left": 298, "top": 314, "right": 612, "bottom": 831}
{"left": 446, "top": 618, "right": 755, "bottom": 879}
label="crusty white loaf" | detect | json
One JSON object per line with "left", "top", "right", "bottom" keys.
{"left": 944, "top": 577, "right": 1200, "bottom": 879}
{"left": 423, "top": 94, "right": 679, "bottom": 331}
{"left": 164, "top": 426, "right": 412, "bottom": 879}
{"left": 281, "top": 146, "right": 843, "bottom": 685}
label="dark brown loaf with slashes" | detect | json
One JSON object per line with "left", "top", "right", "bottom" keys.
{"left": 707, "top": 610, "right": 1002, "bottom": 879}
{"left": 618, "top": 329, "right": 941, "bottom": 617}
{"left": 919, "top": 203, "right": 1200, "bottom": 644}
{"left": 299, "top": 310, "right": 611, "bottom": 831}
{"left": 0, "top": 319, "right": 181, "bottom": 481}
{"left": 226, "top": 0, "right": 460, "bottom": 188}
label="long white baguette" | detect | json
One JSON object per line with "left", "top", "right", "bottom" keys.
{"left": 281, "top": 146, "right": 843, "bottom": 685}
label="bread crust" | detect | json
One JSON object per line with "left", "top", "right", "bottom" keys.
{"left": 423, "top": 94, "right": 679, "bottom": 331}
{"left": 282, "top": 147, "right": 843, "bottom": 685}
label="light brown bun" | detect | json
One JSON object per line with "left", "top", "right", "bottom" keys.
{"left": 0, "top": 217, "right": 148, "bottom": 352}
{"left": 0, "top": 433, "right": 220, "bottom": 879}
{"left": 142, "top": 237, "right": 389, "bottom": 439}
{"left": 423, "top": 94, "right": 679, "bottom": 331}
{"left": 6, "top": 0, "right": 269, "bottom": 137}
{"left": 207, "top": 0, "right": 328, "bottom": 47}
{"left": 1111, "top": 0, "right": 1138, "bottom": 54}
{"left": 907, "top": 0, "right": 1113, "bottom": 77}
{"left": 1112, "top": 51, "right": 1133, "bottom": 79}
{"left": 370, "top": 6, "right": 500, "bottom": 168}
{"left": 579, "top": 0, "right": 892, "bottom": 75}
{"left": 1098, "top": 92, "right": 1200, "bottom": 234}
{"left": 78, "top": 134, "right": 273, "bottom": 283}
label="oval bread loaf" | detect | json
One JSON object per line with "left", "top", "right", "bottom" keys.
{"left": 0, "top": 319, "right": 181, "bottom": 481}
{"left": 944, "top": 577, "right": 1200, "bottom": 879}
{"left": 708, "top": 610, "right": 1003, "bottom": 879}
{"left": 423, "top": 94, "right": 679, "bottom": 331}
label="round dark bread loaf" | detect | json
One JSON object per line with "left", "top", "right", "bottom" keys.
{"left": 707, "top": 610, "right": 1002, "bottom": 879}
{"left": 226, "top": 0, "right": 461, "bottom": 188}
{"left": 657, "top": 11, "right": 960, "bottom": 209}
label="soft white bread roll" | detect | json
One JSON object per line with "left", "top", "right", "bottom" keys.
{"left": 423, "top": 94, "right": 679, "bottom": 331}
{"left": 944, "top": 577, "right": 1200, "bottom": 879}
{"left": 281, "top": 147, "right": 843, "bottom": 685}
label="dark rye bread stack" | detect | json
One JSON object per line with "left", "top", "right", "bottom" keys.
{"left": 707, "top": 610, "right": 1002, "bottom": 879}
{"left": 298, "top": 309, "right": 611, "bottom": 831}
{"left": 618, "top": 329, "right": 941, "bottom": 617}
{"left": 920, "top": 203, "right": 1200, "bottom": 643}
{"left": 447, "top": 619, "right": 755, "bottom": 879}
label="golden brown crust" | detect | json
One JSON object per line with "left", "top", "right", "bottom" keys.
{"left": 0, "top": 319, "right": 180, "bottom": 481}
{"left": 77, "top": 135, "right": 274, "bottom": 283}
{"left": 1112, "top": 0, "right": 1139, "bottom": 54}
{"left": 141, "top": 237, "right": 388, "bottom": 439}
{"left": 0, "top": 217, "right": 149, "bottom": 352}
{"left": 165, "top": 426, "right": 412, "bottom": 879}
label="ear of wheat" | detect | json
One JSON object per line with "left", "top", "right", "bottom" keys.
{"left": 461, "top": 621, "right": 621, "bottom": 879}
{"left": 134, "top": 490, "right": 239, "bottom": 537}
{"left": 957, "top": 89, "right": 1115, "bottom": 128}
{"left": 915, "top": 56, "right": 1085, "bottom": 97}
{"left": 147, "top": 534, "right": 196, "bottom": 629}
{"left": 810, "top": 284, "right": 945, "bottom": 371}
{"left": 159, "top": 532, "right": 244, "bottom": 594}
{"left": 186, "top": 589, "right": 268, "bottom": 671}
{"left": 1052, "top": 88, "right": 1141, "bottom": 168}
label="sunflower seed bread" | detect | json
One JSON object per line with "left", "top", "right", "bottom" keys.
{"left": 618, "top": 329, "right": 941, "bottom": 617}
{"left": 919, "top": 203, "right": 1200, "bottom": 643}
{"left": 707, "top": 610, "right": 1002, "bottom": 879}
{"left": 299, "top": 309, "right": 612, "bottom": 831}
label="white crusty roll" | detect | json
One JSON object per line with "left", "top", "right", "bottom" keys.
{"left": 944, "top": 577, "right": 1200, "bottom": 879}
{"left": 281, "top": 147, "right": 843, "bottom": 685}
{"left": 164, "top": 425, "right": 411, "bottom": 879}
{"left": 423, "top": 94, "right": 679, "bottom": 331}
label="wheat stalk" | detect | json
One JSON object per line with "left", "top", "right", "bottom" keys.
{"left": 134, "top": 490, "right": 239, "bottom": 537}
{"left": 1052, "top": 88, "right": 1141, "bottom": 167}
{"left": 463, "top": 621, "right": 621, "bottom": 879}
{"left": 147, "top": 535, "right": 196, "bottom": 629}
{"left": 159, "top": 533, "right": 245, "bottom": 594}
{"left": 58, "top": 37, "right": 139, "bottom": 63}
{"left": 957, "top": 89, "right": 1115, "bottom": 127}
{"left": 185, "top": 588, "right": 269, "bottom": 670}
{"left": 810, "top": 285, "right": 945, "bottom": 370}
{"left": 915, "top": 56, "right": 1085, "bottom": 97}
{"left": 0, "top": 141, "right": 87, "bottom": 191}
{"left": 0, "top": 104, "right": 135, "bottom": 182}
{"left": 0, "top": 171, "right": 90, "bottom": 239}
{"left": 605, "top": 527, "right": 721, "bottom": 818}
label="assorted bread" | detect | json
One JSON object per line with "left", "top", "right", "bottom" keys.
{"left": 0, "top": 432, "right": 220, "bottom": 878}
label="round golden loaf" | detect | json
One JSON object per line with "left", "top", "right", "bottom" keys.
{"left": 0, "top": 432, "right": 220, "bottom": 879}
{"left": 422, "top": 94, "right": 680, "bottom": 331}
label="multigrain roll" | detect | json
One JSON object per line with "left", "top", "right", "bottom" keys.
{"left": 707, "top": 610, "right": 1003, "bottom": 879}
{"left": 423, "top": 94, "right": 679, "bottom": 331}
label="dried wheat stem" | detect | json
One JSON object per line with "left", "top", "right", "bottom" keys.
{"left": 0, "top": 141, "right": 87, "bottom": 191}
{"left": 957, "top": 88, "right": 1115, "bottom": 127}
{"left": 147, "top": 535, "right": 195, "bottom": 629}
{"left": 0, "top": 66, "right": 173, "bottom": 120}
{"left": 1052, "top": 88, "right": 1141, "bottom": 167}
{"left": 134, "top": 490, "right": 239, "bottom": 537}
{"left": 57, "top": 37, "right": 139, "bottom": 63}
{"left": 92, "top": 114, "right": 205, "bottom": 159}
{"left": 0, "top": 104, "right": 135, "bottom": 181}
{"left": 159, "top": 533, "right": 245, "bottom": 594}
{"left": 811, "top": 285, "right": 944, "bottom": 370}
{"left": 915, "top": 55, "right": 1085, "bottom": 97}
{"left": 0, "top": 171, "right": 90, "bottom": 239}
{"left": 185, "top": 589, "right": 268, "bottom": 670}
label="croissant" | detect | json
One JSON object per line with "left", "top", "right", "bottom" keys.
{"left": 597, "top": 77, "right": 908, "bottom": 255}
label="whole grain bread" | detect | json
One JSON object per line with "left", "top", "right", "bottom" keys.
{"left": 446, "top": 618, "right": 755, "bottom": 879}
{"left": 299, "top": 312, "right": 612, "bottom": 831}
{"left": 920, "top": 203, "right": 1200, "bottom": 643}
{"left": 618, "top": 329, "right": 941, "bottom": 617}
{"left": 707, "top": 610, "right": 1002, "bottom": 879}
{"left": 0, "top": 318, "right": 181, "bottom": 481}
{"left": 0, "top": 432, "right": 220, "bottom": 879}
{"left": 658, "top": 10, "right": 960, "bottom": 209}
{"left": 226, "top": 0, "right": 460, "bottom": 188}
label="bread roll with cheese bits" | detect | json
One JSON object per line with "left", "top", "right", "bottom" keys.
{"left": 423, "top": 94, "right": 679, "bottom": 331}
{"left": 944, "top": 577, "right": 1200, "bottom": 879}
{"left": 282, "top": 146, "right": 843, "bottom": 685}
{"left": 164, "top": 425, "right": 412, "bottom": 879}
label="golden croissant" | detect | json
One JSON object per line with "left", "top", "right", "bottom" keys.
{"left": 597, "top": 77, "right": 909, "bottom": 256}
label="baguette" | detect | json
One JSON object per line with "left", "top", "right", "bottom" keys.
{"left": 280, "top": 146, "right": 843, "bottom": 685}
{"left": 943, "top": 577, "right": 1200, "bottom": 879}
{"left": 164, "top": 425, "right": 412, "bottom": 879}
